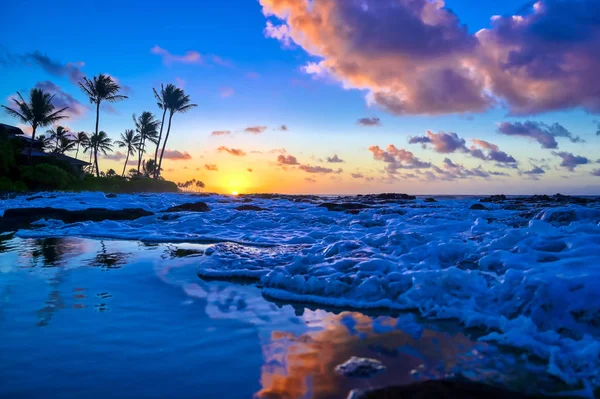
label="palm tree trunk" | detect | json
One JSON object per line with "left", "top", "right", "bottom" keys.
{"left": 154, "top": 108, "right": 167, "bottom": 178}
{"left": 75, "top": 143, "right": 80, "bottom": 160}
{"left": 28, "top": 125, "right": 37, "bottom": 164}
{"left": 157, "top": 112, "right": 173, "bottom": 179}
{"left": 137, "top": 139, "right": 145, "bottom": 174}
{"left": 94, "top": 102, "right": 100, "bottom": 177}
{"left": 122, "top": 151, "right": 129, "bottom": 177}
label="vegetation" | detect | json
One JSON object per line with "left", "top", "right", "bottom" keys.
{"left": 154, "top": 85, "right": 197, "bottom": 178}
{"left": 1, "top": 76, "right": 196, "bottom": 194}
{"left": 78, "top": 74, "right": 128, "bottom": 176}
{"left": 1, "top": 88, "right": 69, "bottom": 162}
{"left": 177, "top": 179, "right": 206, "bottom": 192}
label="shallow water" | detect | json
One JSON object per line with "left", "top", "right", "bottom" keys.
{"left": 0, "top": 237, "right": 563, "bottom": 398}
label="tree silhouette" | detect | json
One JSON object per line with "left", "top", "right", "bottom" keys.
{"left": 114, "top": 129, "right": 139, "bottom": 177}
{"left": 78, "top": 74, "right": 128, "bottom": 176}
{"left": 1, "top": 88, "right": 69, "bottom": 162}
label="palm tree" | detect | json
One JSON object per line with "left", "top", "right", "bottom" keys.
{"left": 132, "top": 112, "right": 160, "bottom": 174}
{"left": 78, "top": 74, "right": 128, "bottom": 176}
{"left": 35, "top": 134, "right": 54, "bottom": 152}
{"left": 195, "top": 180, "right": 205, "bottom": 192}
{"left": 152, "top": 84, "right": 174, "bottom": 174}
{"left": 156, "top": 86, "right": 197, "bottom": 178}
{"left": 143, "top": 159, "right": 160, "bottom": 178}
{"left": 114, "top": 129, "right": 139, "bottom": 177}
{"left": 47, "top": 125, "right": 70, "bottom": 153}
{"left": 56, "top": 135, "right": 76, "bottom": 154}
{"left": 89, "top": 131, "right": 113, "bottom": 174}
{"left": 1, "top": 88, "right": 69, "bottom": 162}
{"left": 73, "top": 132, "right": 90, "bottom": 160}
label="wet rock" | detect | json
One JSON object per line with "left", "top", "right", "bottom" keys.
{"left": 25, "top": 195, "right": 44, "bottom": 201}
{"left": 424, "top": 197, "right": 437, "bottom": 203}
{"left": 350, "top": 379, "right": 550, "bottom": 399}
{"left": 318, "top": 202, "right": 370, "bottom": 212}
{"left": 235, "top": 205, "right": 268, "bottom": 211}
{"left": 335, "top": 356, "right": 386, "bottom": 378}
{"left": 105, "top": 193, "right": 118, "bottom": 198}
{"left": 469, "top": 204, "right": 486, "bottom": 210}
{"left": 544, "top": 210, "right": 578, "bottom": 225}
{"left": 0, "top": 207, "right": 153, "bottom": 232}
{"left": 375, "top": 193, "right": 416, "bottom": 200}
{"left": 164, "top": 202, "right": 210, "bottom": 212}
{"left": 480, "top": 194, "right": 507, "bottom": 203}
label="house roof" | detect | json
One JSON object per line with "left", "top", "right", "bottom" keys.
{"left": 25, "top": 149, "right": 91, "bottom": 166}
{"left": 0, "top": 123, "right": 25, "bottom": 136}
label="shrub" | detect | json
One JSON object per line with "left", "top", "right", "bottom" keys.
{"left": 21, "top": 163, "right": 75, "bottom": 190}
{"left": 0, "top": 176, "right": 27, "bottom": 192}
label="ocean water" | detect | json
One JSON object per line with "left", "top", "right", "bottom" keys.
{"left": 1, "top": 192, "right": 599, "bottom": 397}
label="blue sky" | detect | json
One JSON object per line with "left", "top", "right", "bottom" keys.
{"left": 1, "top": 0, "right": 599, "bottom": 194}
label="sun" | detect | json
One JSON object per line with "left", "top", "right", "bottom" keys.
{"left": 231, "top": 191, "right": 239, "bottom": 196}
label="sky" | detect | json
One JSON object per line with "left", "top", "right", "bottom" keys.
{"left": 1, "top": 0, "right": 599, "bottom": 195}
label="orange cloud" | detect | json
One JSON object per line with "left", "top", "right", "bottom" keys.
{"left": 218, "top": 146, "right": 246, "bottom": 156}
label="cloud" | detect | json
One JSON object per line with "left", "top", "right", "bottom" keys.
{"left": 264, "top": 21, "right": 292, "bottom": 46}
{"left": 357, "top": 117, "right": 381, "bottom": 127}
{"left": 305, "top": 177, "right": 316, "bottom": 183}
{"left": 245, "top": 126, "right": 268, "bottom": 134}
{"left": 260, "top": 0, "right": 600, "bottom": 116}
{"left": 594, "top": 120, "right": 600, "bottom": 136}
{"left": 351, "top": 173, "right": 364, "bottom": 179}
{"left": 1, "top": 51, "right": 85, "bottom": 84}
{"left": 247, "top": 72, "right": 260, "bottom": 79}
{"left": 150, "top": 45, "right": 202, "bottom": 65}
{"left": 469, "top": 139, "right": 517, "bottom": 164}
{"left": 217, "top": 146, "right": 246, "bottom": 156}
{"left": 476, "top": 1, "right": 600, "bottom": 115}
{"left": 220, "top": 86, "right": 234, "bottom": 98}
{"left": 211, "top": 55, "right": 232, "bottom": 67}
{"left": 521, "top": 165, "right": 546, "bottom": 175}
{"left": 211, "top": 130, "right": 231, "bottom": 136}
{"left": 299, "top": 165, "right": 342, "bottom": 174}
{"left": 428, "top": 158, "right": 494, "bottom": 181}
{"left": 162, "top": 149, "right": 192, "bottom": 160}
{"left": 277, "top": 154, "right": 299, "bottom": 165}
{"left": 368, "top": 145, "right": 431, "bottom": 174}
{"left": 498, "top": 121, "right": 582, "bottom": 149}
{"left": 552, "top": 151, "right": 589, "bottom": 171}
{"left": 260, "top": 0, "right": 491, "bottom": 115}
{"left": 409, "top": 131, "right": 466, "bottom": 153}
{"left": 204, "top": 164, "right": 219, "bottom": 171}
{"left": 247, "top": 168, "right": 253, "bottom": 172}
{"left": 326, "top": 154, "right": 344, "bottom": 163}
{"left": 103, "top": 151, "right": 126, "bottom": 161}
{"left": 591, "top": 169, "right": 600, "bottom": 176}
{"left": 278, "top": 125, "right": 288, "bottom": 131}
{"left": 33, "top": 81, "right": 87, "bottom": 119}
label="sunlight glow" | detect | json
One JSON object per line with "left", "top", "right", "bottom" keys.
{"left": 232, "top": 191, "right": 239, "bottom": 196}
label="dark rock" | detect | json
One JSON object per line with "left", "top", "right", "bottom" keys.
{"left": 105, "top": 193, "right": 118, "bottom": 198}
{"left": 318, "top": 202, "right": 370, "bottom": 212}
{"left": 375, "top": 193, "right": 416, "bottom": 200}
{"left": 480, "top": 194, "right": 507, "bottom": 203}
{"left": 25, "top": 195, "right": 44, "bottom": 201}
{"left": 164, "top": 202, "right": 210, "bottom": 212}
{"left": 424, "top": 197, "right": 437, "bottom": 203}
{"left": 469, "top": 203, "right": 486, "bottom": 210}
{"left": 0, "top": 207, "right": 153, "bottom": 232}
{"left": 235, "top": 205, "right": 267, "bottom": 211}
{"left": 352, "top": 379, "right": 550, "bottom": 399}
{"left": 544, "top": 210, "right": 578, "bottom": 225}
{"left": 335, "top": 357, "right": 386, "bottom": 378}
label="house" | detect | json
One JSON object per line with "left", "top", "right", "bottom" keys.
{"left": 0, "top": 123, "right": 91, "bottom": 176}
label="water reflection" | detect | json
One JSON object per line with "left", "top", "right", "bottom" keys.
{"left": 88, "top": 241, "right": 130, "bottom": 270}
{"left": 256, "top": 311, "right": 484, "bottom": 399}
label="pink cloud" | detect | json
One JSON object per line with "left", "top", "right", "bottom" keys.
{"left": 205, "top": 164, "right": 219, "bottom": 171}
{"left": 150, "top": 45, "right": 202, "bottom": 65}
{"left": 219, "top": 86, "right": 234, "bottom": 98}
{"left": 162, "top": 149, "right": 192, "bottom": 160}
{"left": 277, "top": 154, "right": 299, "bottom": 165}
{"left": 211, "top": 130, "right": 231, "bottom": 136}
{"left": 217, "top": 146, "right": 246, "bottom": 156}
{"left": 245, "top": 126, "right": 267, "bottom": 134}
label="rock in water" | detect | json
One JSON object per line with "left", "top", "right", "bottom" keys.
{"left": 348, "top": 379, "right": 551, "bottom": 399}
{"left": 0, "top": 207, "right": 153, "bottom": 232}
{"left": 318, "top": 203, "right": 370, "bottom": 212}
{"left": 469, "top": 203, "right": 486, "bottom": 210}
{"left": 164, "top": 202, "right": 210, "bottom": 212}
{"left": 335, "top": 357, "right": 386, "bottom": 378}
{"left": 235, "top": 205, "right": 267, "bottom": 211}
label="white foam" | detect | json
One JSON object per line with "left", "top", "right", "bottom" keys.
{"left": 2, "top": 192, "right": 600, "bottom": 390}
